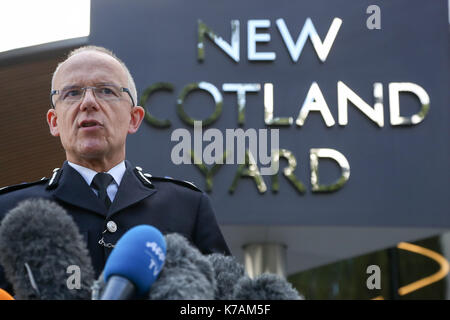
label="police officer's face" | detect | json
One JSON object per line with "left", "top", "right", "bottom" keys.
{"left": 47, "top": 51, "right": 144, "bottom": 167}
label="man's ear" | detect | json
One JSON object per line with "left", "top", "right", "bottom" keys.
{"left": 128, "top": 106, "right": 145, "bottom": 134}
{"left": 47, "top": 109, "right": 60, "bottom": 137}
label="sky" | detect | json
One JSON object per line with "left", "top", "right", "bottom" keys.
{"left": 0, "top": 0, "right": 90, "bottom": 53}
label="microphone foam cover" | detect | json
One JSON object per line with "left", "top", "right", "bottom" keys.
{"left": 0, "top": 288, "right": 14, "bottom": 300}
{"left": 233, "top": 273, "right": 303, "bottom": 300}
{"left": 207, "top": 253, "right": 245, "bottom": 300}
{"left": 0, "top": 199, "right": 95, "bottom": 300}
{"left": 103, "top": 225, "right": 166, "bottom": 296}
{"left": 148, "top": 233, "right": 215, "bottom": 300}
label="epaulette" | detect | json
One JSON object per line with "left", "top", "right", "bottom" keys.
{"left": 133, "top": 166, "right": 201, "bottom": 192}
{"left": 46, "top": 167, "right": 63, "bottom": 190}
{"left": 0, "top": 177, "right": 49, "bottom": 195}
{"left": 148, "top": 175, "right": 202, "bottom": 192}
{"left": 133, "top": 166, "right": 154, "bottom": 189}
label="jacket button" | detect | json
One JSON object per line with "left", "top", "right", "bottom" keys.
{"left": 106, "top": 221, "right": 117, "bottom": 233}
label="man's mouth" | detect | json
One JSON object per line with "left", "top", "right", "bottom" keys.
{"left": 79, "top": 120, "right": 103, "bottom": 129}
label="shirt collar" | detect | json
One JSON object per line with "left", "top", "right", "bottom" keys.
{"left": 67, "top": 161, "right": 126, "bottom": 187}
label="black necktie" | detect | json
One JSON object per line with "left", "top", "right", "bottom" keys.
{"left": 91, "top": 172, "right": 114, "bottom": 209}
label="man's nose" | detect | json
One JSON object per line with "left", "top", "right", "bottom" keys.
{"left": 80, "top": 88, "right": 99, "bottom": 110}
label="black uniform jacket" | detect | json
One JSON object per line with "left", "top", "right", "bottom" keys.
{"left": 0, "top": 160, "right": 230, "bottom": 291}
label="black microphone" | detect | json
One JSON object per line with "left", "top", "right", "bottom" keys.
{"left": 0, "top": 199, "right": 95, "bottom": 299}
{"left": 148, "top": 233, "right": 216, "bottom": 300}
{"left": 233, "top": 273, "right": 303, "bottom": 300}
{"left": 207, "top": 253, "right": 246, "bottom": 300}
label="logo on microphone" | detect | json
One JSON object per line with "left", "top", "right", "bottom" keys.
{"left": 145, "top": 241, "right": 165, "bottom": 276}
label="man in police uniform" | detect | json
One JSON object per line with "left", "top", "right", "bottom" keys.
{"left": 0, "top": 46, "right": 230, "bottom": 292}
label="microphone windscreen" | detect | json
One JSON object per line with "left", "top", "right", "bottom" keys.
{"left": 207, "top": 253, "right": 245, "bottom": 300}
{"left": 0, "top": 199, "right": 95, "bottom": 300}
{"left": 0, "top": 288, "right": 14, "bottom": 300}
{"left": 233, "top": 273, "right": 303, "bottom": 300}
{"left": 148, "top": 233, "right": 215, "bottom": 300}
{"left": 103, "top": 225, "right": 166, "bottom": 296}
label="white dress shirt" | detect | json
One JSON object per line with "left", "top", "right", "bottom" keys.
{"left": 67, "top": 161, "right": 126, "bottom": 202}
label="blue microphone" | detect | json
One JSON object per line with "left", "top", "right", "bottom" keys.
{"left": 101, "top": 225, "right": 166, "bottom": 300}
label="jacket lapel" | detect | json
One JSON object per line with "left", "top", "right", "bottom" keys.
{"left": 52, "top": 161, "right": 107, "bottom": 216}
{"left": 107, "top": 161, "right": 157, "bottom": 218}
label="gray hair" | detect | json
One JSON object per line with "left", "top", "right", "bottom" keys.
{"left": 51, "top": 45, "right": 138, "bottom": 106}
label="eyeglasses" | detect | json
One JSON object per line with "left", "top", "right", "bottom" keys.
{"left": 50, "top": 84, "right": 135, "bottom": 108}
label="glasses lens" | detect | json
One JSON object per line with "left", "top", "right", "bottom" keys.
{"left": 94, "top": 85, "right": 121, "bottom": 100}
{"left": 61, "top": 88, "right": 83, "bottom": 101}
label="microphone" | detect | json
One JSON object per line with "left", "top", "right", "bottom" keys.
{"left": 0, "top": 199, "right": 95, "bottom": 300}
{"left": 233, "top": 273, "right": 303, "bottom": 300}
{"left": 207, "top": 253, "right": 246, "bottom": 300}
{"left": 90, "top": 271, "right": 105, "bottom": 300}
{"left": 100, "top": 225, "right": 166, "bottom": 300}
{"left": 0, "top": 288, "right": 14, "bottom": 300}
{"left": 148, "top": 233, "right": 216, "bottom": 300}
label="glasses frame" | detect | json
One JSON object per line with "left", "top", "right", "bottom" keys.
{"left": 50, "top": 85, "right": 135, "bottom": 109}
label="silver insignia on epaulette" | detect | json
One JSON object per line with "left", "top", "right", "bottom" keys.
{"left": 48, "top": 168, "right": 60, "bottom": 186}
{"left": 135, "top": 166, "right": 152, "bottom": 186}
